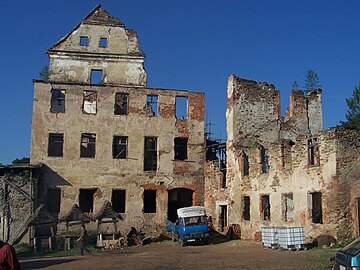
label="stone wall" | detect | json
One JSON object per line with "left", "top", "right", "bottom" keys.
{"left": 31, "top": 81, "right": 205, "bottom": 236}
{"left": 222, "top": 74, "right": 359, "bottom": 242}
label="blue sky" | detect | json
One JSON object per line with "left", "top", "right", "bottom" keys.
{"left": 0, "top": 0, "right": 359, "bottom": 164}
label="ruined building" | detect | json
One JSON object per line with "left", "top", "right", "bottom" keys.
{"left": 205, "top": 75, "right": 360, "bottom": 242}
{"left": 30, "top": 5, "right": 205, "bottom": 236}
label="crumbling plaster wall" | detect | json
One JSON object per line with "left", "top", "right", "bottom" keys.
{"left": 30, "top": 81, "right": 205, "bottom": 235}
{"left": 223, "top": 74, "right": 359, "bottom": 242}
{"left": 48, "top": 16, "right": 147, "bottom": 85}
{"left": 226, "top": 130, "right": 342, "bottom": 241}
{"left": 204, "top": 161, "right": 230, "bottom": 231}
{"left": 329, "top": 128, "right": 360, "bottom": 241}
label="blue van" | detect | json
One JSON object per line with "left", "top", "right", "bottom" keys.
{"left": 333, "top": 238, "right": 360, "bottom": 270}
{"left": 166, "top": 206, "right": 209, "bottom": 246}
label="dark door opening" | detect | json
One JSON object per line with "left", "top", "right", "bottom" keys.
{"left": 167, "top": 188, "right": 193, "bottom": 222}
{"left": 220, "top": 205, "right": 228, "bottom": 232}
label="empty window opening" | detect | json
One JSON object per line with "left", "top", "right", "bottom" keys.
{"left": 99, "top": 37, "right": 108, "bottom": 47}
{"left": 242, "top": 196, "right": 251, "bottom": 221}
{"left": 114, "top": 93, "right": 128, "bottom": 115}
{"left": 144, "top": 190, "right": 157, "bottom": 213}
{"left": 80, "top": 133, "right": 96, "bottom": 158}
{"left": 83, "top": 91, "right": 97, "bottom": 114}
{"left": 47, "top": 188, "right": 61, "bottom": 213}
{"left": 260, "top": 146, "right": 269, "bottom": 173}
{"left": 80, "top": 36, "right": 89, "bottom": 46}
{"left": 174, "top": 138, "right": 188, "bottom": 160}
{"left": 281, "top": 141, "right": 294, "bottom": 170}
{"left": 243, "top": 151, "right": 249, "bottom": 176}
{"left": 113, "top": 136, "right": 127, "bottom": 159}
{"left": 308, "top": 138, "right": 320, "bottom": 166}
{"left": 146, "top": 95, "right": 158, "bottom": 116}
{"left": 48, "top": 133, "right": 64, "bottom": 157}
{"left": 50, "top": 89, "right": 65, "bottom": 113}
{"left": 219, "top": 205, "right": 228, "bottom": 232}
{"left": 79, "top": 189, "right": 97, "bottom": 213}
{"left": 260, "top": 195, "right": 270, "bottom": 221}
{"left": 90, "top": 69, "right": 103, "bottom": 84}
{"left": 144, "top": 137, "right": 157, "bottom": 171}
{"left": 310, "top": 192, "right": 323, "bottom": 224}
{"left": 176, "top": 96, "right": 188, "bottom": 119}
{"left": 283, "top": 193, "right": 294, "bottom": 222}
{"left": 112, "top": 190, "right": 126, "bottom": 213}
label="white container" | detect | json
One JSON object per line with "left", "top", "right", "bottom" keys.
{"left": 261, "top": 227, "right": 281, "bottom": 248}
{"left": 277, "top": 227, "right": 305, "bottom": 250}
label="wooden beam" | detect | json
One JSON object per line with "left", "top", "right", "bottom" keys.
{"left": 3, "top": 177, "right": 32, "bottom": 201}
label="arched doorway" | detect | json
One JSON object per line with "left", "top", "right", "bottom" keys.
{"left": 168, "top": 188, "right": 193, "bottom": 222}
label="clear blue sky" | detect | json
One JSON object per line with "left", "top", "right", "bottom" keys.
{"left": 0, "top": 0, "right": 359, "bottom": 164}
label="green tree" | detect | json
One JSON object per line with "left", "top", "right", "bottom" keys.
{"left": 292, "top": 81, "right": 299, "bottom": 90}
{"left": 12, "top": 157, "right": 30, "bottom": 165}
{"left": 343, "top": 83, "right": 360, "bottom": 129}
{"left": 304, "top": 69, "right": 321, "bottom": 92}
{"left": 39, "top": 65, "right": 49, "bottom": 81}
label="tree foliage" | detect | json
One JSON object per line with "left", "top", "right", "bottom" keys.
{"left": 39, "top": 65, "right": 49, "bottom": 81}
{"left": 304, "top": 69, "right": 321, "bottom": 92}
{"left": 343, "top": 83, "right": 360, "bottom": 129}
{"left": 292, "top": 81, "right": 299, "bottom": 90}
{"left": 12, "top": 157, "right": 30, "bottom": 165}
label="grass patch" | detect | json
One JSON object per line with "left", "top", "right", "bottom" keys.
{"left": 310, "top": 247, "right": 337, "bottom": 266}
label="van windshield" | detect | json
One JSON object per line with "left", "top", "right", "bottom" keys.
{"left": 184, "top": 216, "right": 206, "bottom": 226}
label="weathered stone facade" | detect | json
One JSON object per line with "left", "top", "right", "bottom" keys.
{"left": 30, "top": 5, "right": 205, "bottom": 236}
{"left": 0, "top": 164, "right": 43, "bottom": 245}
{"left": 205, "top": 75, "right": 360, "bottom": 242}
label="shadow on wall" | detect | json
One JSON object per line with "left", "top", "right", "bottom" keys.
{"left": 42, "top": 165, "right": 72, "bottom": 187}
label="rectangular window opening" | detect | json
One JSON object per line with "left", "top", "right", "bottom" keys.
{"left": 260, "top": 195, "right": 270, "bottom": 221}
{"left": 146, "top": 95, "right": 158, "bottom": 117}
{"left": 50, "top": 89, "right": 65, "bottom": 113}
{"left": 114, "top": 93, "right": 128, "bottom": 115}
{"left": 176, "top": 96, "right": 188, "bottom": 119}
{"left": 112, "top": 190, "right": 126, "bottom": 213}
{"left": 283, "top": 193, "right": 294, "bottom": 222}
{"left": 308, "top": 138, "right": 320, "bottom": 166}
{"left": 144, "top": 137, "right": 157, "bottom": 171}
{"left": 80, "top": 36, "right": 89, "bottom": 46}
{"left": 144, "top": 190, "right": 156, "bottom": 213}
{"left": 79, "top": 189, "right": 97, "bottom": 213}
{"left": 310, "top": 192, "right": 323, "bottom": 224}
{"left": 260, "top": 147, "right": 269, "bottom": 174}
{"left": 83, "top": 91, "right": 97, "bottom": 114}
{"left": 99, "top": 37, "right": 108, "bottom": 47}
{"left": 243, "top": 151, "right": 249, "bottom": 176}
{"left": 242, "top": 196, "right": 250, "bottom": 221}
{"left": 48, "top": 133, "right": 64, "bottom": 157}
{"left": 174, "top": 137, "right": 188, "bottom": 160}
{"left": 80, "top": 133, "right": 96, "bottom": 158}
{"left": 90, "top": 69, "right": 103, "bottom": 84}
{"left": 47, "top": 188, "right": 61, "bottom": 213}
{"left": 281, "top": 141, "right": 294, "bottom": 170}
{"left": 113, "top": 136, "right": 127, "bottom": 159}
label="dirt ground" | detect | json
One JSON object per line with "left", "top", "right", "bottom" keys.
{"left": 20, "top": 240, "right": 336, "bottom": 270}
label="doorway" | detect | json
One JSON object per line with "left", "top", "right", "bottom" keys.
{"left": 219, "top": 205, "right": 228, "bottom": 232}
{"left": 167, "top": 188, "right": 193, "bottom": 222}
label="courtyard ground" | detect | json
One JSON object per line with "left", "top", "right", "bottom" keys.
{"left": 19, "top": 240, "right": 336, "bottom": 270}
